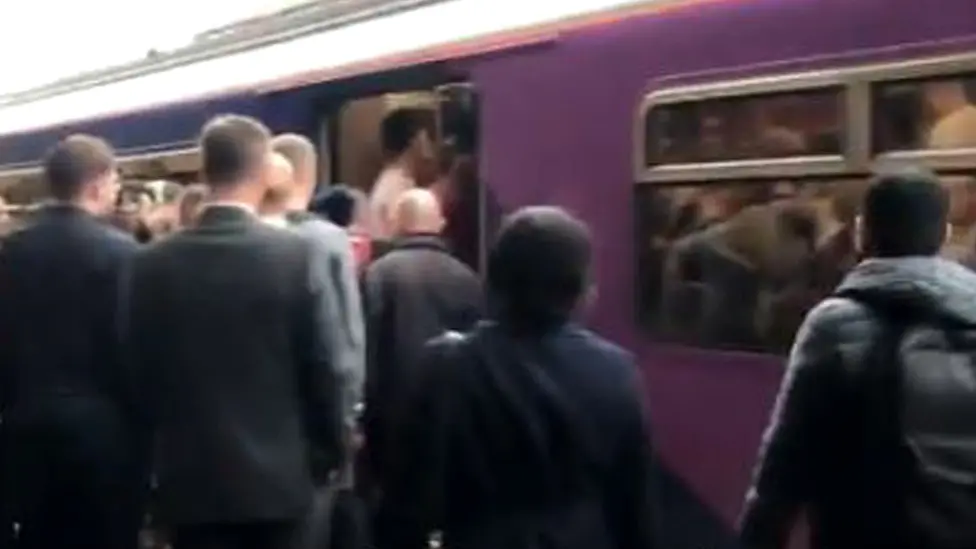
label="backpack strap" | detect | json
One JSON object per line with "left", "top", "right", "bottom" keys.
{"left": 833, "top": 288, "right": 911, "bottom": 542}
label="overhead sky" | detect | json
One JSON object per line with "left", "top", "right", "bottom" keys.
{"left": 0, "top": 0, "right": 307, "bottom": 96}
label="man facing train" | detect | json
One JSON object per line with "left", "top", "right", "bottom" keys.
{"left": 0, "top": 135, "right": 143, "bottom": 549}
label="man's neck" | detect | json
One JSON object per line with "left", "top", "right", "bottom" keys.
{"left": 387, "top": 155, "right": 414, "bottom": 178}
{"left": 53, "top": 198, "right": 100, "bottom": 216}
{"left": 207, "top": 186, "right": 259, "bottom": 210}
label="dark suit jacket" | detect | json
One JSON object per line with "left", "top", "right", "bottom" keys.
{"left": 122, "top": 205, "right": 343, "bottom": 525}
{"left": 0, "top": 204, "right": 137, "bottom": 421}
{"left": 361, "top": 234, "right": 482, "bottom": 480}
{"left": 376, "top": 322, "right": 658, "bottom": 549}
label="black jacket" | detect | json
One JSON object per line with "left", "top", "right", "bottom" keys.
{"left": 376, "top": 322, "right": 658, "bottom": 549}
{"left": 123, "top": 205, "right": 344, "bottom": 525}
{"left": 361, "top": 234, "right": 482, "bottom": 479}
{"left": 0, "top": 205, "right": 137, "bottom": 420}
{"left": 739, "top": 256, "right": 976, "bottom": 549}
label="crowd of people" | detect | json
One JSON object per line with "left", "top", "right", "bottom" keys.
{"left": 4, "top": 103, "right": 976, "bottom": 549}
{"left": 0, "top": 113, "right": 655, "bottom": 549}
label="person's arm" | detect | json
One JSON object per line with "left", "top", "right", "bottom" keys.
{"left": 321, "top": 228, "right": 366, "bottom": 457}
{"left": 296, "top": 238, "right": 345, "bottom": 472}
{"left": 374, "top": 337, "right": 456, "bottom": 549}
{"left": 0, "top": 245, "right": 11, "bottom": 415}
{"left": 738, "top": 300, "right": 849, "bottom": 549}
{"left": 607, "top": 361, "right": 659, "bottom": 549}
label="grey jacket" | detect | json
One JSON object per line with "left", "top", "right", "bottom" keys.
{"left": 286, "top": 212, "right": 366, "bottom": 476}
{"left": 739, "top": 256, "right": 976, "bottom": 549}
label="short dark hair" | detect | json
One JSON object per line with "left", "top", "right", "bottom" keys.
{"left": 271, "top": 133, "right": 316, "bottom": 173}
{"left": 310, "top": 185, "right": 356, "bottom": 227}
{"left": 43, "top": 134, "right": 115, "bottom": 200}
{"left": 487, "top": 206, "right": 592, "bottom": 330}
{"left": 863, "top": 167, "right": 948, "bottom": 257}
{"left": 381, "top": 109, "right": 426, "bottom": 156}
{"left": 199, "top": 115, "right": 270, "bottom": 187}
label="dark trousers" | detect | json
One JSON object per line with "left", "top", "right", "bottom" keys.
{"left": 171, "top": 522, "right": 299, "bottom": 549}
{"left": 0, "top": 404, "right": 146, "bottom": 549}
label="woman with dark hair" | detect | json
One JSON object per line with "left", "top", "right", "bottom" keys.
{"left": 376, "top": 206, "right": 658, "bottom": 549}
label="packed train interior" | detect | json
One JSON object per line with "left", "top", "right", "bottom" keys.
{"left": 2, "top": 0, "right": 976, "bottom": 546}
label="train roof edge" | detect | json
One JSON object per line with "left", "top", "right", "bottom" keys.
{"left": 0, "top": 0, "right": 703, "bottom": 139}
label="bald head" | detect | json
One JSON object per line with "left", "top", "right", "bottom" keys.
{"left": 392, "top": 188, "right": 443, "bottom": 236}
{"left": 260, "top": 152, "right": 295, "bottom": 215}
{"left": 272, "top": 134, "right": 317, "bottom": 189}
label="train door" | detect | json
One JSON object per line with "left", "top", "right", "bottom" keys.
{"left": 434, "top": 82, "right": 489, "bottom": 272}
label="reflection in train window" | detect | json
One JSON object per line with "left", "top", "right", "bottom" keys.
{"left": 643, "top": 88, "right": 845, "bottom": 167}
{"left": 635, "top": 174, "right": 976, "bottom": 354}
{"left": 635, "top": 178, "right": 867, "bottom": 354}
{"left": 873, "top": 73, "right": 976, "bottom": 152}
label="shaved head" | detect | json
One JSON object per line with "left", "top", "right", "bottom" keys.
{"left": 260, "top": 152, "right": 295, "bottom": 214}
{"left": 271, "top": 134, "right": 317, "bottom": 189}
{"left": 392, "top": 188, "right": 443, "bottom": 236}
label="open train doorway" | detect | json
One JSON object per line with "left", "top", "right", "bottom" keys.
{"left": 331, "top": 82, "right": 486, "bottom": 271}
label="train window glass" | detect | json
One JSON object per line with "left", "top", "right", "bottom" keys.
{"left": 635, "top": 173, "right": 976, "bottom": 354}
{"left": 643, "top": 88, "right": 845, "bottom": 167}
{"left": 873, "top": 73, "right": 976, "bottom": 152}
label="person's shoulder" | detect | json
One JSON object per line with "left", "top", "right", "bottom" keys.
{"left": 96, "top": 221, "right": 139, "bottom": 251}
{"left": 565, "top": 326, "right": 635, "bottom": 368}
{"left": 292, "top": 216, "right": 346, "bottom": 244}
{"left": 800, "top": 295, "right": 874, "bottom": 339}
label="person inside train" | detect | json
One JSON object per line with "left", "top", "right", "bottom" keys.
{"left": 122, "top": 115, "right": 348, "bottom": 549}
{"left": 0, "top": 134, "right": 145, "bottom": 549}
{"left": 939, "top": 175, "right": 976, "bottom": 263}
{"left": 360, "top": 188, "right": 481, "bottom": 502}
{"left": 369, "top": 108, "right": 435, "bottom": 239}
{"left": 925, "top": 80, "right": 976, "bottom": 149}
{"left": 376, "top": 206, "right": 658, "bottom": 549}
{"left": 740, "top": 167, "right": 976, "bottom": 549}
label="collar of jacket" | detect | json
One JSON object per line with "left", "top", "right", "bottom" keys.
{"left": 391, "top": 233, "right": 450, "bottom": 254}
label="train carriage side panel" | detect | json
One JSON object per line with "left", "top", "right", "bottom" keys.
{"left": 466, "top": 0, "right": 976, "bottom": 530}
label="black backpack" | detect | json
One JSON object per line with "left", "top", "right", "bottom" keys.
{"left": 839, "top": 289, "right": 976, "bottom": 549}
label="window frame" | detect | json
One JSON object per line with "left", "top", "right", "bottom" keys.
{"left": 635, "top": 51, "right": 976, "bottom": 184}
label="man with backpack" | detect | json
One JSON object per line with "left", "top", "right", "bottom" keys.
{"left": 740, "top": 167, "right": 976, "bottom": 549}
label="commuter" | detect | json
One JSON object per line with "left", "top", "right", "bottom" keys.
{"left": 925, "top": 80, "right": 976, "bottom": 149}
{"left": 312, "top": 185, "right": 374, "bottom": 269}
{"left": 361, "top": 188, "right": 481, "bottom": 495}
{"left": 270, "top": 133, "right": 364, "bottom": 456}
{"left": 376, "top": 206, "right": 658, "bottom": 549}
{"left": 740, "top": 167, "right": 976, "bottom": 549}
{"left": 269, "top": 133, "right": 367, "bottom": 549}
{"left": 0, "top": 135, "right": 144, "bottom": 549}
{"left": 369, "top": 109, "right": 434, "bottom": 238}
{"left": 122, "top": 115, "right": 346, "bottom": 549}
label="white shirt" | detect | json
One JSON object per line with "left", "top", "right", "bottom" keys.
{"left": 369, "top": 165, "right": 416, "bottom": 239}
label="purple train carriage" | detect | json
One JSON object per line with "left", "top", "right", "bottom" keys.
{"left": 3, "top": 0, "right": 976, "bottom": 546}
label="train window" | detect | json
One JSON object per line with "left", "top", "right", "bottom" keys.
{"left": 635, "top": 173, "right": 976, "bottom": 354}
{"left": 873, "top": 73, "right": 976, "bottom": 152}
{"left": 643, "top": 87, "right": 845, "bottom": 167}
{"left": 635, "top": 178, "right": 864, "bottom": 354}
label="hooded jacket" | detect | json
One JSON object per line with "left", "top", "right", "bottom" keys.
{"left": 739, "top": 256, "right": 976, "bottom": 549}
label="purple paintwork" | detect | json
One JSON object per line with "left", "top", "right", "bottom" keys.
{"left": 467, "top": 0, "right": 976, "bottom": 526}
{"left": 4, "top": 0, "right": 976, "bottom": 530}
